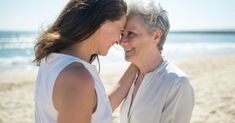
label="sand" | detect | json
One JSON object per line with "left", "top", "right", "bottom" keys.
{"left": 0, "top": 56, "right": 234, "bottom": 123}
{"left": 177, "top": 56, "right": 235, "bottom": 123}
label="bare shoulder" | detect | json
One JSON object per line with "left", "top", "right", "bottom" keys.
{"left": 53, "top": 62, "right": 95, "bottom": 113}
{"left": 61, "top": 62, "right": 94, "bottom": 83}
{"left": 56, "top": 61, "right": 95, "bottom": 95}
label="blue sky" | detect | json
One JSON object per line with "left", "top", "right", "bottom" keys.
{"left": 0, "top": 0, "right": 235, "bottom": 31}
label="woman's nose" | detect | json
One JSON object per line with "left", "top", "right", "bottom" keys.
{"left": 119, "top": 37, "right": 128, "bottom": 47}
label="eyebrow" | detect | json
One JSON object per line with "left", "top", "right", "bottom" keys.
{"left": 118, "top": 25, "right": 125, "bottom": 30}
{"left": 125, "top": 26, "right": 137, "bottom": 32}
{"left": 125, "top": 26, "right": 142, "bottom": 35}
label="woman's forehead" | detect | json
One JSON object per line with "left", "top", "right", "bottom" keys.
{"left": 125, "top": 18, "right": 145, "bottom": 32}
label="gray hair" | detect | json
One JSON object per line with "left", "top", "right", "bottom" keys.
{"left": 126, "top": 0, "right": 170, "bottom": 51}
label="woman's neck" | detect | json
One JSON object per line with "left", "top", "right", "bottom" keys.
{"left": 61, "top": 40, "right": 97, "bottom": 63}
{"left": 136, "top": 51, "right": 163, "bottom": 74}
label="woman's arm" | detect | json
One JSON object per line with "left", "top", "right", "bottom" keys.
{"left": 109, "top": 64, "right": 138, "bottom": 112}
{"left": 53, "top": 63, "right": 96, "bottom": 123}
{"left": 160, "top": 77, "right": 195, "bottom": 123}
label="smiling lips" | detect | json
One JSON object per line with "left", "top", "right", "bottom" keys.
{"left": 124, "top": 48, "right": 134, "bottom": 53}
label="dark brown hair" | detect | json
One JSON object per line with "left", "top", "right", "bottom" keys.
{"left": 34, "top": 0, "right": 127, "bottom": 65}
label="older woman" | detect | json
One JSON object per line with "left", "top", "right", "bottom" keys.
{"left": 119, "top": 0, "right": 194, "bottom": 123}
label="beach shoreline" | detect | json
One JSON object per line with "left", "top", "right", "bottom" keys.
{"left": 0, "top": 55, "right": 235, "bottom": 123}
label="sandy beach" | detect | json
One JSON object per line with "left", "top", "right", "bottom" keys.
{"left": 0, "top": 55, "right": 234, "bottom": 123}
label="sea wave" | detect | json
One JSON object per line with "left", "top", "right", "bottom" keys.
{"left": 0, "top": 36, "right": 36, "bottom": 50}
{"left": 1, "top": 31, "right": 235, "bottom": 73}
{"left": 164, "top": 42, "right": 235, "bottom": 51}
{"left": 0, "top": 56, "right": 36, "bottom": 73}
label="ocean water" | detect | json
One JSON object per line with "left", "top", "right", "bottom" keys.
{"left": 164, "top": 32, "right": 235, "bottom": 59}
{"left": 0, "top": 31, "right": 235, "bottom": 73}
{"left": 0, "top": 31, "right": 37, "bottom": 73}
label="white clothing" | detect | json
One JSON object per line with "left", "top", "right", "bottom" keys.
{"left": 120, "top": 59, "right": 194, "bottom": 123}
{"left": 35, "top": 53, "right": 112, "bottom": 123}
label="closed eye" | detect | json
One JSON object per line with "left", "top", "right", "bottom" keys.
{"left": 127, "top": 31, "right": 136, "bottom": 39}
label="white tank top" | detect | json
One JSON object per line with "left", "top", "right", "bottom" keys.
{"left": 35, "top": 53, "right": 112, "bottom": 123}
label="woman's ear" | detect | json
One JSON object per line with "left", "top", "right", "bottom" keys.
{"left": 153, "top": 28, "right": 162, "bottom": 44}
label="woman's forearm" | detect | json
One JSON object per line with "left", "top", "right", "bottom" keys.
{"left": 109, "top": 64, "right": 138, "bottom": 112}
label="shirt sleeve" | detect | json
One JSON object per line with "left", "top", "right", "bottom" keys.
{"left": 160, "top": 77, "right": 195, "bottom": 123}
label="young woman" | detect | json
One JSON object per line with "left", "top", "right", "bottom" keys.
{"left": 34, "top": 0, "right": 137, "bottom": 123}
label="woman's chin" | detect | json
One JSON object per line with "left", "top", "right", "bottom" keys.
{"left": 124, "top": 55, "right": 133, "bottom": 62}
{"left": 99, "top": 53, "right": 107, "bottom": 56}
{"left": 100, "top": 50, "right": 109, "bottom": 56}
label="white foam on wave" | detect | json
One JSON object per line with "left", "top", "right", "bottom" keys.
{"left": 163, "top": 42, "right": 235, "bottom": 60}
{"left": 0, "top": 36, "right": 36, "bottom": 50}
{"left": 0, "top": 56, "right": 36, "bottom": 73}
{"left": 0, "top": 41, "right": 235, "bottom": 73}
{"left": 165, "top": 42, "right": 235, "bottom": 51}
